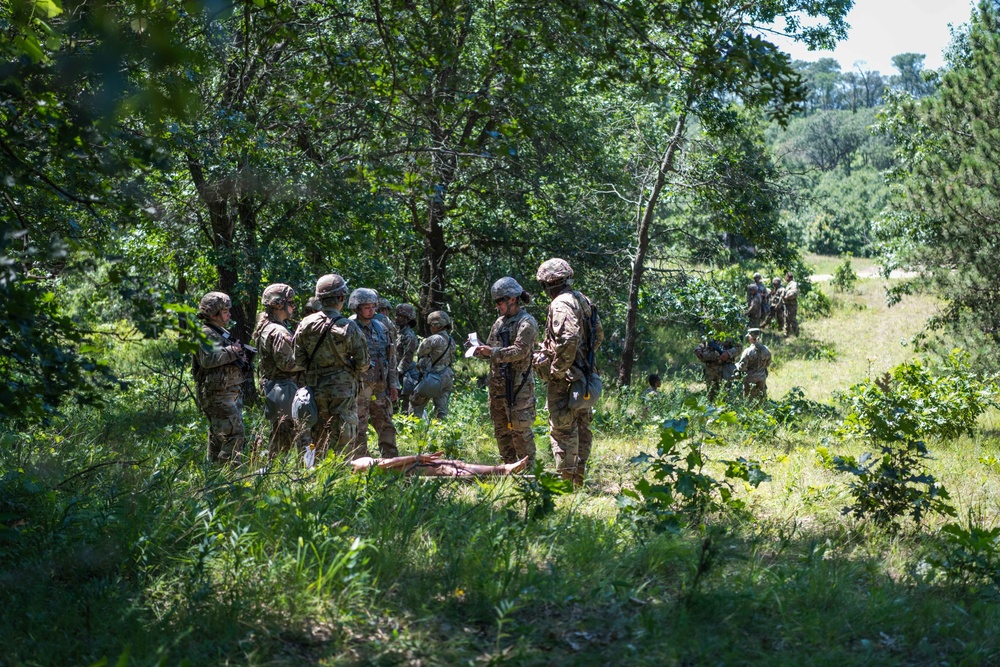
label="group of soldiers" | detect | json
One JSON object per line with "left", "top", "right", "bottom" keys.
{"left": 746, "top": 272, "right": 799, "bottom": 337}
{"left": 190, "top": 258, "right": 602, "bottom": 487}
{"left": 691, "top": 271, "right": 801, "bottom": 403}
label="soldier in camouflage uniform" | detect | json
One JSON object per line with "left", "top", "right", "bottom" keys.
{"left": 783, "top": 272, "right": 800, "bottom": 337}
{"left": 762, "top": 277, "right": 785, "bottom": 331}
{"left": 192, "top": 292, "right": 248, "bottom": 464}
{"left": 746, "top": 282, "right": 763, "bottom": 330}
{"left": 376, "top": 297, "right": 398, "bottom": 347}
{"left": 410, "top": 310, "right": 456, "bottom": 419}
{"left": 533, "top": 258, "right": 603, "bottom": 487}
{"left": 737, "top": 328, "right": 772, "bottom": 402}
{"left": 349, "top": 288, "right": 400, "bottom": 458}
{"left": 472, "top": 277, "right": 538, "bottom": 468}
{"left": 293, "top": 274, "right": 370, "bottom": 460}
{"left": 251, "top": 283, "right": 305, "bottom": 458}
{"left": 303, "top": 297, "right": 322, "bottom": 317}
{"left": 693, "top": 335, "right": 741, "bottom": 402}
{"left": 394, "top": 303, "right": 420, "bottom": 414}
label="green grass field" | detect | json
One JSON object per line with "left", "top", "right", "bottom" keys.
{"left": 4, "top": 265, "right": 1000, "bottom": 666}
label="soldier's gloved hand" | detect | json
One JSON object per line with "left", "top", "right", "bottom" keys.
{"left": 226, "top": 345, "right": 245, "bottom": 360}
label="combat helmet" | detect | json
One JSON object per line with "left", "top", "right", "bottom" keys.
{"left": 491, "top": 276, "right": 531, "bottom": 303}
{"left": 377, "top": 297, "right": 392, "bottom": 313}
{"left": 261, "top": 283, "right": 295, "bottom": 308}
{"left": 772, "top": 277, "right": 782, "bottom": 286}
{"left": 536, "top": 258, "right": 573, "bottom": 287}
{"left": 304, "top": 297, "right": 322, "bottom": 315}
{"left": 198, "top": 291, "right": 232, "bottom": 320}
{"left": 348, "top": 288, "right": 379, "bottom": 310}
{"left": 426, "top": 310, "right": 452, "bottom": 330}
{"left": 395, "top": 303, "right": 416, "bottom": 324}
{"left": 315, "top": 274, "right": 348, "bottom": 300}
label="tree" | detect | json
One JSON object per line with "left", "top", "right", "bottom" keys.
{"left": 890, "top": 52, "right": 934, "bottom": 98}
{"left": 875, "top": 3, "right": 1000, "bottom": 339}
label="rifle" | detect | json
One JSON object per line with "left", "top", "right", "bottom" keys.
{"left": 498, "top": 325, "right": 532, "bottom": 430}
{"left": 206, "top": 323, "right": 258, "bottom": 373}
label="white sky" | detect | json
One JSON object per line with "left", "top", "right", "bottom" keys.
{"left": 778, "top": 0, "right": 977, "bottom": 74}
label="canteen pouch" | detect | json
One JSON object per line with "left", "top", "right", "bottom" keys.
{"left": 291, "top": 386, "right": 318, "bottom": 429}
{"left": 567, "top": 372, "right": 602, "bottom": 410}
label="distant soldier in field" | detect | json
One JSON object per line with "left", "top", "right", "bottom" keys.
{"left": 643, "top": 373, "right": 662, "bottom": 396}
{"left": 192, "top": 291, "right": 249, "bottom": 464}
{"left": 753, "top": 272, "right": 770, "bottom": 322}
{"left": 694, "top": 335, "right": 741, "bottom": 402}
{"left": 746, "top": 282, "right": 763, "bottom": 330}
{"left": 349, "top": 288, "right": 400, "bottom": 458}
{"left": 737, "top": 327, "right": 772, "bottom": 402}
{"left": 293, "top": 274, "right": 369, "bottom": 460}
{"left": 394, "top": 303, "right": 420, "bottom": 414}
{"left": 783, "top": 272, "right": 800, "bottom": 337}
{"left": 472, "top": 277, "right": 538, "bottom": 468}
{"left": 252, "top": 283, "right": 304, "bottom": 458}
{"left": 762, "top": 277, "right": 785, "bottom": 331}
{"left": 410, "top": 310, "right": 456, "bottom": 419}
{"left": 533, "top": 258, "right": 603, "bottom": 487}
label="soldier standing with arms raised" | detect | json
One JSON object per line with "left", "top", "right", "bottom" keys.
{"left": 473, "top": 277, "right": 539, "bottom": 469}
{"left": 192, "top": 292, "right": 249, "bottom": 464}
{"left": 694, "top": 334, "right": 741, "bottom": 402}
{"left": 252, "top": 283, "right": 304, "bottom": 458}
{"left": 293, "top": 274, "right": 369, "bottom": 460}
{"left": 349, "top": 288, "right": 400, "bottom": 458}
{"left": 533, "top": 258, "right": 603, "bottom": 488}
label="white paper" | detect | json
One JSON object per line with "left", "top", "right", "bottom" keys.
{"left": 464, "top": 332, "right": 481, "bottom": 357}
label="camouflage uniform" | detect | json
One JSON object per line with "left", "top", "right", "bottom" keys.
{"left": 762, "top": 279, "right": 785, "bottom": 330}
{"left": 410, "top": 314, "right": 456, "bottom": 419}
{"left": 737, "top": 334, "right": 772, "bottom": 401}
{"left": 376, "top": 297, "right": 399, "bottom": 346}
{"left": 192, "top": 293, "right": 246, "bottom": 464}
{"left": 350, "top": 289, "right": 400, "bottom": 458}
{"left": 693, "top": 337, "right": 741, "bottom": 401}
{"left": 293, "top": 276, "right": 369, "bottom": 460}
{"left": 485, "top": 284, "right": 538, "bottom": 466}
{"left": 252, "top": 305, "right": 305, "bottom": 458}
{"left": 395, "top": 304, "right": 420, "bottom": 414}
{"left": 534, "top": 259, "right": 603, "bottom": 486}
{"left": 783, "top": 278, "right": 800, "bottom": 336}
{"left": 746, "top": 284, "right": 763, "bottom": 330}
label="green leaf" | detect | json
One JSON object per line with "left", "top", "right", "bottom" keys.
{"left": 33, "top": 0, "right": 63, "bottom": 18}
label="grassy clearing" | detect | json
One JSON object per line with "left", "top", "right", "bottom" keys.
{"left": 5, "top": 273, "right": 1000, "bottom": 666}
{"left": 803, "top": 252, "right": 879, "bottom": 277}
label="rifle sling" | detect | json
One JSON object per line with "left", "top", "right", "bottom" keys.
{"left": 305, "top": 314, "right": 344, "bottom": 372}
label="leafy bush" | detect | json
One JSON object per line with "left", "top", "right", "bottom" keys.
{"left": 800, "top": 285, "right": 832, "bottom": 320}
{"left": 831, "top": 256, "right": 858, "bottom": 293}
{"left": 618, "top": 399, "right": 770, "bottom": 532}
{"left": 926, "top": 511, "right": 1000, "bottom": 590}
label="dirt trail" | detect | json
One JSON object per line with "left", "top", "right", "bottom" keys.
{"left": 811, "top": 267, "right": 919, "bottom": 282}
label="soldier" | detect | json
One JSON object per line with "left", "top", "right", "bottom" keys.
{"left": 783, "top": 272, "right": 800, "bottom": 336}
{"left": 303, "top": 297, "right": 322, "bottom": 317}
{"left": 395, "top": 303, "right": 420, "bottom": 414}
{"left": 736, "top": 328, "right": 772, "bottom": 402}
{"left": 762, "top": 277, "right": 785, "bottom": 331}
{"left": 754, "top": 272, "right": 770, "bottom": 322}
{"left": 192, "top": 292, "right": 248, "bottom": 464}
{"left": 349, "top": 288, "right": 400, "bottom": 458}
{"left": 293, "top": 274, "right": 369, "bottom": 460}
{"left": 532, "top": 258, "right": 603, "bottom": 488}
{"left": 746, "top": 282, "right": 763, "bottom": 329}
{"left": 472, "top": 277, "right": 539, "bottom": 468}
{"left": 376, "top": 297, "right": 398, "bottom": 346}
{"left": 410, "top": 310, "right": 456, "bottom": 419}
{"left": 693, "top": 335, "right": 741, "bottom": 402}
{"left": 251, "top": 283, "right": 304, "bottom": 458}
{"left": 643, "top": 374, "right": 662, "bottom": 396}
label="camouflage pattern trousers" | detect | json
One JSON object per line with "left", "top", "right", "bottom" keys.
{"left": 784, "top": 301, "right": 799, "bottom": 336}
{"left": 357, "top": 382, "right": 398, "bottom": 458}
{"left": 546, "top": 378, "right": 593, "bottom": 485}
{"left": 488, "top": 392, "right": 536, "bottom": 466}
{"left": 308, "top": 372, "right": 362, "bottom": 461}
{"left": 743, "top": 379, "right": 767, "bottom": 402}
{"left": 410, "top": 369, "right": 454, "bottom": 420}
{"left": 263, "top": 379, "right": 309, "bottom": 459}
{"left": 199, "top": 386, "right": 245, "bottom": 464}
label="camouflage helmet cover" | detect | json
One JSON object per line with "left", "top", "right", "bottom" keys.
{"left": 315, "top": 274, "right": 348, "bottom": 299}
{"left": 536, "top": 258, "right": 573, "bottom": 285}
{"left": 348, "top": 287, "right": 379, "bottom": 310}
{"left": 261, "top": 283, "right": 295, "bottom": 308}
{"left": 198, "top": 291, "right": 232, "bottom": 319}
{"left": 304, "top": 296, "right": 322, "bottom": 314}
{"left": 753, "top": 272, "right": 762, "bottom": 280}
{"left": 491, "top": 276, "right": 529, "bottom": 302}
{"left": 426, "top": 310, "right": 452, "bottom": 329}
{"left": 772, "top": 277, "right": 782, "bottom": 285}
{"left": 395, "top": 303, "right": 416, "bottom": 321}
{"left": 377, "top": 297, "right": 392, "bottom": 312}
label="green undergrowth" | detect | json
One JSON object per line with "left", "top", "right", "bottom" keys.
{"left": 4, "top": 339, "right": 1000, "bottom": 665}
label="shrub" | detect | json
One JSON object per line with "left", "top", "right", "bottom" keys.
{"left": 831, "top": 256, "right": 858, "bottom": 293}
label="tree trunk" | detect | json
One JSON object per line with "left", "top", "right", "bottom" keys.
{"left": 618, "top": 113, "right": 688, "bottom": 387}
